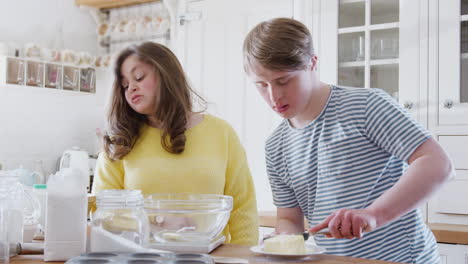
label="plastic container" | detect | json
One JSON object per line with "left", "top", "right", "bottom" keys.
{"left": 44, "top": 168, "right": 87, "bottom": 261}
{"left": 65, "top": 252, "right": 214, "bottom": 264}
{"left": 144, "top": 194, "right": 232, "bottom": 246}
{"left": 91, "top": 189, "right": 149, "bottom": 252}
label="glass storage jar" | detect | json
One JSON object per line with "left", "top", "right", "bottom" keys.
{"left": 90, "top": 189, "right": 149, "bottom": 251}
{"left": 0, "top": 171, "right": 25, "bottom": 245}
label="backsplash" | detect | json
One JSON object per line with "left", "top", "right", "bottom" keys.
{"left": 0, "top": 68, "right": 112, "bottom": 177}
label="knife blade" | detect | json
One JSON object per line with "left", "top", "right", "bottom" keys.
{"left": 262, "top": 228, "right": 331, "bottom": 241}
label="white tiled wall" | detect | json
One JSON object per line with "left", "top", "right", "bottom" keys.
{"left": 0, "top": 68, "right": 113, "bottom": 177}
{"left": 0, "top": 1, "right": 112, "bottom": 177}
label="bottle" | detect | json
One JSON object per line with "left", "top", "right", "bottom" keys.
{"left": 22, "top": 184, "right": 40, "bottom": 243}
{"left": 32, "top": 160, "right": 46, "bottom": 184}
{"left": 32, "top": 184, "right": 46, "bottom": 239}
{"left": 91, "top": 189, "right": 149, "bottom": 252}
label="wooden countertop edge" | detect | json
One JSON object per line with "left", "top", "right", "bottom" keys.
{"left": 12, "top": 244, "right": 399, "bottom": 264}
{"left": 428, "top": 223, "right": 468, "bottom": 245}
{"left": 259, "top": 211, "right": 468, "bottom": 245}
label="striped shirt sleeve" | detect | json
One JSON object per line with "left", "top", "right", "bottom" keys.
{"left": 364, "top": 89, "right": 431, "bottom": 162}
{"left": 265, "top": 134, "right": 299, "bottom": 208}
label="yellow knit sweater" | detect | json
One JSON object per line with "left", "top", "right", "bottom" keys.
{"left": 92, "top": 114, "right": 259, "bottom": 246}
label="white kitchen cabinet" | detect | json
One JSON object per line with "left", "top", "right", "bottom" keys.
{"left": 438, "top": 243, "right": 468, "bottom": 264}
{"left": 174, "top": 0, "right": 294, "bottom": 211}
{"left": 310, "top": 0, "right": 468, "bottom": 226}
{"left": 313, "top": 0, "right": 430, "bottom": 223}
{"left": 426, "top": 0, "right": 468, "bottom": 226}
{"left": 318, "top": 0, "right": 427, "bottom": 126}
{"left": 435, "top": 0, "right": 468, "bottom": 127}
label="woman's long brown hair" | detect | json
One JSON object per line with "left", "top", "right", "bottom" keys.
{"left": 104, "top": 42, "right": 205, "bottom": 160}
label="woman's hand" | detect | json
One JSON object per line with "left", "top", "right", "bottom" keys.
{"left": 309, "top": 208, "right": 377, "bottom": 239}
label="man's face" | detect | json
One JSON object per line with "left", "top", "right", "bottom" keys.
{"left": 248, "top": 62, "right": 316, "bottom": 120}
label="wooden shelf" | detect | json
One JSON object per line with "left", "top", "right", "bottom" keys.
{"left": 75, "top": 0, "right": 159, "bottom": 9}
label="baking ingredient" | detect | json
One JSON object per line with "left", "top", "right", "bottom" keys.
{"left": 162, "top": 233, "right": 182, "bottom": 242}
{"left": 264, "top": 234, "right": 307, "bottom": 254}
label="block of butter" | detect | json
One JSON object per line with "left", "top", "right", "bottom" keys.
{"left": 264, "top": 234, "right": 307, "bottom": 254}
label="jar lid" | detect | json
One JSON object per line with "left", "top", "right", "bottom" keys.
{"left": 33, "top": 184, "right": 47, "bottom": 189}
{"left": 96, "top": 189, "right": 144, "bottom": 208}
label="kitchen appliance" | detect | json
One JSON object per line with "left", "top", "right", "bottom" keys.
{"left": 59, "top": 147, "right": 90, "bottom": 191}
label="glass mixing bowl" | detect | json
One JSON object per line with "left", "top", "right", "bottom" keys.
{"left": 144, "top": 193, "right": 233, "bottom": 245}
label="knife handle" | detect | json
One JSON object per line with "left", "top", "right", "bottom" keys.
{"left": 303, "top": 228, "right": 331, "bottom": 239}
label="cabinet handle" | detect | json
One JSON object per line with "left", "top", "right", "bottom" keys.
{"left": 442, "top": 99, "right": 454, "bottom": 109}
{"left": 403, "top": 101, "right": 414, "bottom": 110}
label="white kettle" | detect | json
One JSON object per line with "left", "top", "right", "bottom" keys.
{"left": 59, "top": 146, "right": 90, "bottom": 191}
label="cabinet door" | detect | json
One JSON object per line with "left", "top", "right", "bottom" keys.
{"left": 438, "top": 0, "right": 468, "bottom": 126}
{"left": 428, "top": 135, "right": 468, "bottom": 225}
{"left": 176, "top": 0, "right": 293, "bottom": 211}
{"left": 319, "top": 0, "right": 425, "bottom": 123}
{"left": 438, "top": 243, "right": 465, "bottom": 264}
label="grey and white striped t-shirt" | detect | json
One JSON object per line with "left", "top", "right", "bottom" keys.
{"left": 265, "top": 86, "right": 438, "bottom": 263}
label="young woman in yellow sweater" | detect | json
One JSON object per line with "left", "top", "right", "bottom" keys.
{"left": 92, "top": 42, "right": 258, "bottom": 246}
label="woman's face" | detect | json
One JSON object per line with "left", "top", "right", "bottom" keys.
{"left": 248, "top": 61, "right": 316, "bottom": 120}
{"left": 120, "top": 54, "right": 160, "bottom": 115}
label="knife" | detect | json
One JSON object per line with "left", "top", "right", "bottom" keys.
{"left": 262, "top": 228, "right": 331, "bottom": 241}
{"left": 302, "top": 228, "right": 331, "bottom": 240}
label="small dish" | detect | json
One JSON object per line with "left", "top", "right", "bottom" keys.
{"left": 250, "top": 243, "right": 325, "bottom": 257}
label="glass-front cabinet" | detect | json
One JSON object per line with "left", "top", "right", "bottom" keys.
{"left": 320, "top": 0, "right": 423, "bottom": 121}
{"left": 427, "top": 0, "right": 468, "bottom": 226}
{"left": 316, "top": 0, "right": 468, "bottom": 231}
{"left": 438, "top": 0, "right": 468, "bottom": 125}
{"left": 338, "top": 0, "right": 399, "bottom": 96}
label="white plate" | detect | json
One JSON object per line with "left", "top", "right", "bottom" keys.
{"left": 250, "top": 244, "right": 326, "bottom": 257}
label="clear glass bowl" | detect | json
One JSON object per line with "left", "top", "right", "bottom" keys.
{"left": 144, "top": 194, "right": 233, "bottom": 245}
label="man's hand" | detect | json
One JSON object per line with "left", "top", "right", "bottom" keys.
{"left": 309, "top": 208, "right": 377, "bottom": 239}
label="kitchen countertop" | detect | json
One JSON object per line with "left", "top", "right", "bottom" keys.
{"left": 10, "top": 244, "right": 402, "bottom": 264}
{"left": 427, "top": 223, "right": 468, "bottom": 245}
{"left": 259, "top": 211, "right": 468, "bottom": 245}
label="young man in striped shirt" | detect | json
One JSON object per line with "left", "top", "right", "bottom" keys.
{"left": 243, "top": 18, "right": 454, "bottom": 263}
